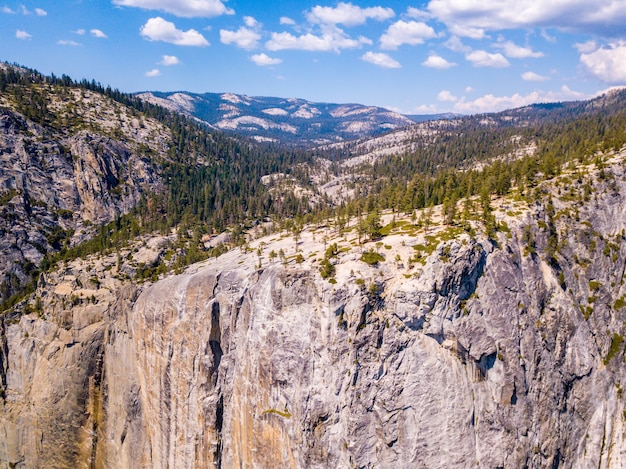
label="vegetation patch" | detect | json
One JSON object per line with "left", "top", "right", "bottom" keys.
{"left": 589, "top": 280, "right": 601, "bottom": 291}
{"left": 262, "top": 408, "right": 292, "bottom": 419}
{"left": 614, "top": 297, "right": 626, "bottom": 310}
{"left": 320, "top": 243, "right": 339, "bottom": 280}
{"left": 604, "top": 333, "right": 625, "bottom": 365}
{"left": 360, "top": 250, "right": 385, "bottom": 266}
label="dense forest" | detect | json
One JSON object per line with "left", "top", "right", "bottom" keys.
{"left": 2, "top": 63, "right": 626, "bottom": 310}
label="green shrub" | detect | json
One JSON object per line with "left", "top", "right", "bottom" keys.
{"left": 360, "top": 250, "right": 384, "bottom": 266}
{"left": 604, "top": 333, "right": 625, "bottom": 365}
{"left": 614, "top": 297, "right": 626, "bottom": 310}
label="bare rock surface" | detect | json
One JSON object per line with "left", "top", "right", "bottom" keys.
{"left": 2, "top": 157, "right": 626, "bottom": 468}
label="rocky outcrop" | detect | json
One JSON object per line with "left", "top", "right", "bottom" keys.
{"left": 1, "top": 157, "right": 626, "bottom": 468}
{"left": 0, "top": 105, "right": 164, "bottom": 302}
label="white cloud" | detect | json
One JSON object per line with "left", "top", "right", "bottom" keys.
{"left": 522, "top": 71, "right": 549, "bottom": 81}
{"left": 414, "top": 103, "right": 438, "bottom": 113}
{"left": 34, "top": 8, "right": 47, "bottom": 16}
{"left": 541, "top": 29, "right": 556, "bottom": 43}
{"left": 2, "top": 7, "right": 15, "bottom": 14}
{"left": 445, "top": 36, "right": 471, "bottom": 53}
{"left": 280, "top": 16, "right": 295, "bottom": 25}
{"left": 244, "top": 16, "right": 259, "bottom": 28}
{"left": 266, "top": 27, "right": 368, "bottom": 52}
{"left": 75, "top": 29, "right": 86, "bottom": 35}
{"left": 15, "top": 30, "right": 32, "bottom": 39}
{"left": 90, "top": 29, "right": 108, "bottom": 38}
{"left": 145, "top": 69, "right": 161, "bottom": 77}
{"left": 380, "top": 20, "right": 437, "bottom": 50}
{"left": 220, "top": 26, "right": 261, "bottom": 50}
{"left": 580, "top": 42, "right": 626, "bottom": 83}
{"left": 58, "top": 40, "right": 82, "bottom": 46}
{"left": 449, "top": 24, "right": 487, "bottom": 40}
{"left": 466, "top": 50, "right": 510, "bottom": 67}
{"left": 140, "top": 17, "right": 209, "bottom": 46}
{"left": 406, "top": 7, "right": 430, "bottom": 20}
{"left": 465, "top": 86, "right": 474, "bottom": 93}
{"left": 575, "top": 40, "right": 598, "bottom": 54}
{"left": 494, "top": 40, "right": 543, "bottom": 58}
{"left": 307, "top": 2, "right": 395, "bottom": 27}
{"left": 250, "top": 53, "right": 282, "bottom": 66}
{"left": 160, "top": 55, "right": 180, "bottom": 66}
{"left": 427, "top": 0, "right": 626, "bottom": 38}
{"left": 112, "top": 0, "right": 234, "bottom": 18}
{"left": 361, "top": 51, "right": 401, "bottom": 68}
{"left": 422, "top": 54, "right": 456, "bottom": 69}
{"left": 451, "top": 85, "right": 586, "bottom": 113}
{"left": 438, "top": 90, "right": 458, "bottom": 102}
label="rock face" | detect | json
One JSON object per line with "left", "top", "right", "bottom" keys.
{"left": 0, "top": 103, "right": 164, "bottom": 302}
{"left": 2, "top": 158, "right": 626, "bottom": 468}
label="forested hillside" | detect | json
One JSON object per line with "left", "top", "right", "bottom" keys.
{"left": 0, "top": 64, "right": 317, "bottom": 308}
{"left": 2, "top": 63, "right": 626, "bottom": 312}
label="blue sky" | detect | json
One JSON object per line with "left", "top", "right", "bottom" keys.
{"left": 2, "top": 1, "right": 626, "bottom": 114}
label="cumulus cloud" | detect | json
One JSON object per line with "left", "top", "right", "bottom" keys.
{"left": 58, "top": 40, "right": 82, "bottom": 46}
{"left": 250, "top": 53, "right": 282, "bottom": 66}
{"left": 406, "top": 7, "right": 430, "bottom": 20}
{"left": 466, "top": 50, "right": 510, "bottom": 67}
{"left": 74, "top": 29, "right": 86, "bottom": 35}
{"left": 422, "top": 54, "right": 456, "bottom": 69}
{"left": 220, "top": 27, "right": 261, "bottom": 49}
{"left": 244, "top": 16, "right": 258, "bottom": 28}
{"left": 575, "top": 40, "right": 598, "bottom": 54}
{"left": 414, "top": 103, "right": 438, "bottom": 113}
{"left": 307, "top": 2, "right": 394, "bottom": 27}
{"left": 580, "top": 42, "right": 626, "bottom": 83}
{"left": 160, "top": 55, "right": 180, "bottom": 66}
{"left": 361, "top": 51, "right": 401, "bottom": 68}
{"left": 145, "top": 69, "right": 161, "bottom": 77}
{"left": 140, "top": 17, "right": 209, "bottom": 46}
{"left": 5, "top": 6, "right": 46, "bottom": 15}
{"left": 522, "top": 71, "right": 549, "bottom": 81}
{"left": 15, "top": 30, "right": 32, "bottom": 39}
{"left": 445, "top": 36, "right": 471, "bottom": 53}
{"left": 451, "top": 85, "right": 586, "bottom": 113}
{"left": 380, "top": 20, "right": 437, "bottom": 50}
{"left": 113, "top": 0, "right": 233, "bottom": 18}
{"left": 280, "top": 17, "right": 295, "bottom": 25}
{"left": 427, "top": 0, "right": 626, "bottom": 38}
{"left": 266, "top": 27, "right": 368, "bottom": 52}
{"left": 438, "top": 90, "right": 458, "bottom": 102}
{"left": 494, "top": 40, "right": 543, "bottom": 58}
{"left": 90, "top": 29, "right": 108, "bottom": 38}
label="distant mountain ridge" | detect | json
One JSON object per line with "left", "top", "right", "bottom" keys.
{"left": 137, "top": 91, "right": 454, "bottom": 145}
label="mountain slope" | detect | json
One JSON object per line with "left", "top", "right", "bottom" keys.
{"left": 2, "top": 150, "right": 625, "bottom": 468}
{"left": 0, "top": 83, "right": 166, "bottom": 304}
{"left": 0, "top": 66, "right": 319, "bottom": 306}
{"left": 137, "top": 91, "right": 418, "bottom": 145}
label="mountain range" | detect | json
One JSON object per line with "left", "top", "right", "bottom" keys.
{"left": 137, "top": 90, "right": 457, "bottom": 146}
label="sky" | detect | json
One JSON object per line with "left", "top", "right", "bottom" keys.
{"left": 1, "top": 0, "right": 626, "bottom": 114}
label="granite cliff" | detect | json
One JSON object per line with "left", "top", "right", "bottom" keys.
{"left": 0, "top": 88, "right": 167, "bottom": 302}
{"left": 1, "top": 153, "right": 625, "bottom": 468}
